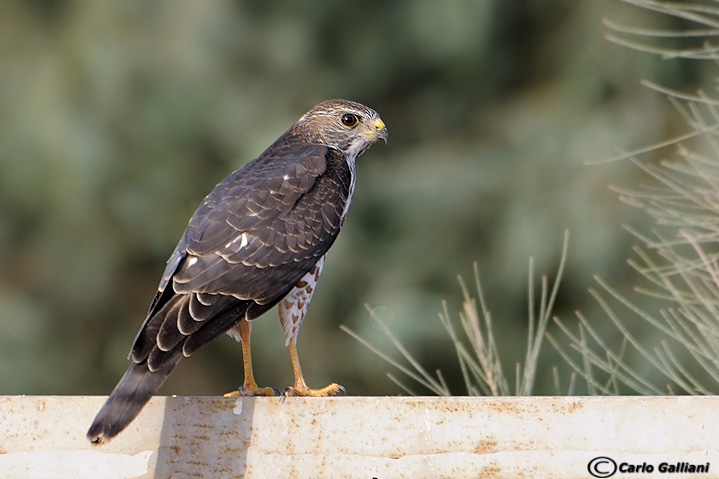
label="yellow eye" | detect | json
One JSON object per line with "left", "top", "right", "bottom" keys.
{"left": 341, "top": 113, "right": 359, "bottom": 127}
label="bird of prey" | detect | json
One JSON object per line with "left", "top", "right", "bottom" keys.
{"left": 87, "top": 99, "right": 387, "bottom": 444}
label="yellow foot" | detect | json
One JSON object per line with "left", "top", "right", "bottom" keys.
{"left": 224, "top": 385, "right": 279, "bottom": 397}
{"left": 283, "top": 383, "right": 346, "bottom": 397}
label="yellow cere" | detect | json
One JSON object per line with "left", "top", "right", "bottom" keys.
{"left": 374, "top": 118, "right": 386, "bottom": 130}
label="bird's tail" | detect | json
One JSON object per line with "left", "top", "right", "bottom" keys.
{"left": 87, "top": 347, "right": 182, "bottom": 444}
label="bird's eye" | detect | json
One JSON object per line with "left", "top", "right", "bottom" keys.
{"left": 341, "top": 113, "right": 359, "bottom": 127}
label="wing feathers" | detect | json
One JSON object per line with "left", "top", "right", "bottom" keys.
{"left": 170, "top": 143, "right": 350, "bottom": 302}
{"left": 155, "top": 298, "right": 184, "bottom": 352}
{"left": 97, "top": 134, "right": 353, "bottom": 435}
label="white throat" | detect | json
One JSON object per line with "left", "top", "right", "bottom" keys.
{"left": 341, "top": 151, "right": 358, "bottom": 221}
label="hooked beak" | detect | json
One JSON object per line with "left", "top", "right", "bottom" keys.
{"left": 372, "top": 118, "right": 388, "bottom": 144}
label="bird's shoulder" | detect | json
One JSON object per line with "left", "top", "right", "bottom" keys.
{"left": 182, "top": 134, "right": 347, "bottom": 253}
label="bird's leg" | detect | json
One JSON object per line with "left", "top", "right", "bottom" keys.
{"left": 283, "top": 337, "right": 344, "bottom": 397}
{"left": 224, "top": 319, "right": 278, "bottom": 397}
{"left": 279, "top": 256, "right": 343, "bottom": 397}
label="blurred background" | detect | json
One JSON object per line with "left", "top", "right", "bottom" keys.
{"left": 0, "top": 0, "right": 708, "bottom": 396}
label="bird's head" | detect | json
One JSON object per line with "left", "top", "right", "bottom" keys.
{"left": 297, "top": 99, "right": 388, "bottom": 158}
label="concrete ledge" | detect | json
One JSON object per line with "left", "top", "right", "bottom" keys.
{"left": 0, "top": 396, "right": 717, "bottom": 478}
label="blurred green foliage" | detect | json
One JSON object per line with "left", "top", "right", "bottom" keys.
{"left": 0, "top": 0, "right": 705, "bottom": 396}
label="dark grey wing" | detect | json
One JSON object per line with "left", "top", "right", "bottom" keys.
{"left": 176, "top": 138, "right": 351, "bottom": 294}
{"left": 132, "top": 135, "right": 353, "bottom": 362}
{"left": 171, "top": 140, "right": 344, "bottom": 303}
{"left": 88, "top": 136, "right": 353, "bottom": 444}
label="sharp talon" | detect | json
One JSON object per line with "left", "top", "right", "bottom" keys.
{"left": 336, "top": 385, "right": 347, "bottom": 396}
{"left": 281, "top": 383, "right": 343, "bottom": 397}
{"left": 223, "top": 387, "right": 241, "bottom": 397}
{"left": 226, "top": 385, "right": 279, "bottom": 397}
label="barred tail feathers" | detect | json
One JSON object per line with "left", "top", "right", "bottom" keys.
{"left": 87, "top": 348, "right": 181, "bottom": 444}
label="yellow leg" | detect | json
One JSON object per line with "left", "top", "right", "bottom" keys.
{"left": 283, "top": 338, "right": 344, "bottom": 397}
{"left": 224, "top": 319, "right": 278, "bottom": 397}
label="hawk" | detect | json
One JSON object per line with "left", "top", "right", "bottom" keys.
{"left": 87, "top": 99, "right": 387, "bottom": 443}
